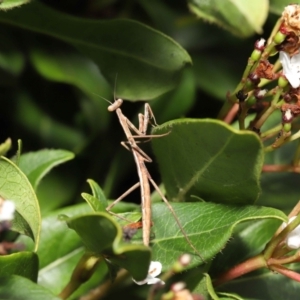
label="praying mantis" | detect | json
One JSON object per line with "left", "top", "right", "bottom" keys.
{"left": 105, "top": 97, "right": 204, "bottom": 261}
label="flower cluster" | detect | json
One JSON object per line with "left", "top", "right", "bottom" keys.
{"left": 279, "top": 5, "right": 300, "bottom": 89}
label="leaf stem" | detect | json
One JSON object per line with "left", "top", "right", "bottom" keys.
{"left": 213, "top": 254, "right": 266, "bottom": 287}
{"left": 223, "top": 103, "right": 239, "bottom": 124}
{"left": 80, "top": 268, "right": 129, "bottom": 300}
{"left": 253, "top": 92, "right": 283, "bottom": 130}
{"left": 268, "top": 250, "right": 300, "bottom": 265}
{"left": 262, "top": 164, "right": 300, "bottom": 173}
{"left": 58, "top": 253, "right": 100, "bottom": 299}
{"left": 269, "top": 264, "right": 300, "bottom": 282}
{"left": 260, "top": 124, "right": 282, "bottom": 139}
{"left": 264, "top": 214, "right": 300, "bottom": 260}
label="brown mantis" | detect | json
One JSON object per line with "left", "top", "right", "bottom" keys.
{"left": 105, "top": 97, "right": 204, "bottom": 261}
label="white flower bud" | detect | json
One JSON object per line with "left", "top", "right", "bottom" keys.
{"left": 282, "top": 216, "right": 300, "bottom": 249}
{"left": 132, "top": 261, "right": 165, "bottom": 285}
{"left": 0, "top": 200, "right": 15, "bottom": 222}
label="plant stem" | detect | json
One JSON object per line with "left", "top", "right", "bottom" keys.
{"left": 261, "top": 124, "right": 282, "bottom": 139}
{"left": 262, "top": 164, "right": 300, "bottom": 173}
{"left": 293, "top": 140, "right": 300, "bottom": 166}
{"left": 253, "top": 94, "right": 283, "bottom": 130}
{"left": 264, "top": 214, "right": 300, "bottom": 259}
{"left": 269, "top": 264, "right": 300, "bottom": 282}
{"left": 80, "top": 268, "right": 129, "bottom": 300}
{"left": 268, "top": 250, "right": 300, "bottom": 265}
{"left": 59, "top": 253, "right": 100, "bottom": 299}
{"left": 223, "top": 103, "right": 239, "bottom": 124}
{"left": 213, "top": 254, "right": 266, "bottom": 287}
{"left": 264, "top": 128, "right": 300, "bottom": 151}
{"left": 273, "top": 201, "right": 300, "bottom": 237}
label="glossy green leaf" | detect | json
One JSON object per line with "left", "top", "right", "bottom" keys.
{"left": 270, "top": 0, "right": 290, "bottom": 15}
{"left": 0, "top": 0, "right": 30, "bottom": 10}
{"left": 0, "top": 1, "right": 192, "bottom": 100}
{"left": 152, "top": 119, "right": 264, "bottom": 204}
{"left": 0, "top": 275, "right": 60, "bottom": 299}
{"left": 0, "top": 157, "right": 40, "bottom": 249}
{"left": 19, "top": 149, "right": 74, "bottom": 190}
{"left": 188, "top": 0, "right": 268, "bottom": 37}
{"left": 150, "top": 202, "right": 286, "bottom": 269}
{"left": 0, "top": 252, "right": 38, "bottom": 281}
{"left": 66, "top": 212, "right": 151, "bottom": 280}
{"left": 82, "top": 179, "right": 108, "bottom": 212}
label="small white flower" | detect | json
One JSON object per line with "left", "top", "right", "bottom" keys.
{"left": 282, "top": 216, "right": 300, "bottom": 249}
{"left": 279, "top": 51, "right": 300, "bottom": 88}
{"left": 256, "top": 38, "right": 265, "bottom": 50}
{"left": 257, "top": 89, "right": 267, "bottom": 98}
{"left": 284, "top": 109, "right": 293, "bottom": 122}
{"left": 132, "top": 261, "right": 165, "bottom": 285}
{"left": 0, "top": 200, "right": 15, "bottom": 222}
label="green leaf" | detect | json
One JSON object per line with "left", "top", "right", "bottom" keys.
{"left": 217, "top": 292, "right": 244, "bottom": 300}
{"left": 150, "top": 68, "right": 196, "bottom": 123}
{"left": 28, "top": 41, "right": 110, "bottom": 131}
{"left": 270, "top": 0, "right": 290, "bottom": 15}
{"left": 193, "top": 55, "right": 239, "bottom": 101}
{"left": 81, "top": 179, "right": 108, "bottom": 212}
{"left": 36, "top": 170, "right": 79, "bottom": 214}
{"left": 37, "top": 203, "right": 107, "bottom": 295}
{"left": 0, "top": 252, "right": 38, "bottom": 282}
{"left": 66, "top": 212, "right": 151, "bottom": 281}
{"left": 0, "top": 157, "right": 40, "bottom": 250}
{"left": 256, "top": 110, "right": 299, "bottom": 212}
{"left": 14, "top": 93, "right": 85, "bottom": 151}
{"left": 19, "top": 149, "right": 74, "bottom": 190}
{"left": 0, "top": 1, "right": 192, "bottom": 100}
{"left": 0, "top": 275, "right": 61, "bottom": 300}
{"left": 81, "top": 193, "right": 105, "bottom": 213}
{"left": 210, "top": 218, "right": 281, "bottom": 277}
{"left": 38, "top": 203, "right": 91, "bottom": 269}
{"left": 150, "top": 202, "right": 286, "bottom": 269}
{"left": 0, "top": 0, "right": 30, "bottom": 11}
{"left": 188, "top": 0, "right": 268, "bottom": 37}
{"left": 152, "top": 119, "right": 264, "bottom": 205}
{"left": 0, "top": 33, "right": 25, "bottom": 80}
{"left": 205, "top": 273, "right": 220, "bottom": 300}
